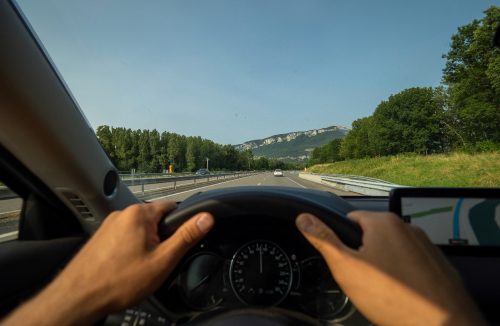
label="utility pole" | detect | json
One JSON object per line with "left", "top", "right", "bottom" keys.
{"left": 206, "top": 157, "right": 210, "bottom": 170}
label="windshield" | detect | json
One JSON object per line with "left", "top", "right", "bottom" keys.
{"left": 16, "top": 0, "right": 500, "bottom": 198}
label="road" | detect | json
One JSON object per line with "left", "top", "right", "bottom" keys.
{"left": 0, "top": 172, "right": 356, "bottom": 239}
{"left": 149, "top": 171, "right": 356, "bottom": 202}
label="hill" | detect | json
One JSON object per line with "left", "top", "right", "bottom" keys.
{"left": 235, "top": 126, "right": 349, "bottom": 161}
{"left": 308, "top": 152, "right": 500, "bottom": 187}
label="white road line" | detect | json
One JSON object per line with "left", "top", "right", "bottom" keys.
{"left": 0, "top": 231, "right": 18, "bottom": 242}
{"left": 0, "top": 209, "right": 21, "bottom": 215}
{"left": 149, "top": 176, "right": 253, "bottom": 201}
{"left": 286, "top": 177, "right": 307, "bottom": 189}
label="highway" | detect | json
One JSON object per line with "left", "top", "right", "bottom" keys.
{"left": 149, "top": 171, "right": 356, "bottom": 202}
{"left": 0, "top": 172, "right": 357, "bottom": 239}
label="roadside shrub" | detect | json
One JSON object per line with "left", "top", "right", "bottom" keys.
{"left": 461, "top": 141, "right": 500, "bottom": 153}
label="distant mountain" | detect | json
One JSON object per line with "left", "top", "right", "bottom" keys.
{"left": 234, "top": 126, "right": 350, "bottom": 162}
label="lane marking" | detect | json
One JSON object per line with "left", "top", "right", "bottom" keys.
{"left": 149, "top": 175, "right": 256, "bottom": 201}
{"left": 285, "top": 177, "right": 307, "bottom": 189}
{"left": 0, "top": 209, "right": 21, "bottom": 215}
{"left": 0, "top": 231, "right": 18, "bottom": 241}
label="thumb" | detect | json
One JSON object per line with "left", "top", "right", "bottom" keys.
{"left": 296, "top": 213, "right": 351, "bottom": 262}
{"left": 153, "top": 212, "right": 215, "bottom": 268}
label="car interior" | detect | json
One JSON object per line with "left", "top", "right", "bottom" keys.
{"left": 0, "top": 1, "right": 499, "bottom": 325}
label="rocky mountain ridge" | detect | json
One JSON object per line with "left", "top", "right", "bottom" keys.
{"left": 235, "top": 125, "right": 350, "bottom": 161}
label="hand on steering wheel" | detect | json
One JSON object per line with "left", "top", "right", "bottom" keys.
{"left": 0, "top": 201, "right": 215, "bottom": 326}
{"left": 296, "top": 211, "right": 486, "bottom": 326}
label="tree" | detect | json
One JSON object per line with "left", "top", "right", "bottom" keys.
{"left": 159, "top": 132, "right": 170, "bottom": 171}
{"left": 238, "top": 149, "right": 254, "bottom": 170}
{"left": 442, "top": 6, "right": 500, "bottom": 143}
{"left": 185, "top": 137, "right": 199, "bottom": 172}
{"left": 95, "top": 125, "right": 115, "bottom": 164}
{"left": 149, "top": 129, "right": 161, "bottom": 172}
{"left": 340, "top": 117, "right": 374, "bottom": 159}
{"left": 111, "top": 127, "right": 134, "bottom": 171}
{"left": 221, "top": 145, "right": 240, "bottom": 170}
{"left": 254, "top": 157, "right": 269, "bottom": 170}
{"left": 371, "top": 88, "right": 447, "bottom": 155}
{"left": 309, "top": 139, "right": 343, "bottom": 164}
{"left": 167, "top": 134, "right": 181, "bottom": 171}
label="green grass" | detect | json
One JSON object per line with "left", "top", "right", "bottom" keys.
{"left": 308, "top": 152, "right": 500, "bottom": 187}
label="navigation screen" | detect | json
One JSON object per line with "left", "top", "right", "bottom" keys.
{"left": 401, "top": 198, "right": 500, "bottom": 246}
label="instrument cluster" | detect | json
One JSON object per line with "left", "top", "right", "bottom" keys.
{"left": 155, "top": 217, "right": 354, "bottom": 323}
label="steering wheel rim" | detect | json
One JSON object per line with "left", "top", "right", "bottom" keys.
{"left": 159, "top": 186, "right": 361, "bottom": 250}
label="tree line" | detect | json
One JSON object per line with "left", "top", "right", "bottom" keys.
{"left": 96, "top": 126, "right": 292, "bottom": 173}
{"left": 310, "top": 6, "right": 499, "bottom": 164}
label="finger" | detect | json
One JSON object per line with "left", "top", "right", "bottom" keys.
{"left": 347, "top": 210, "right": 400, "bottom": 223}
{"left": 153, "top": 212, "right": 214, "bottom": 266}
{"left": 296, "top": 213, "right": 351, "bottom": 261}
{"left": 144, "top": 200, "right": 178, "bottom": 224}
{"left": 346, "top": 210, "right": 370, "bottom": 223}
{"left": 347, "top": 210, "right": 403, "bottom": 235}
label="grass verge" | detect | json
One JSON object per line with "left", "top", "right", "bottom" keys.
{"left": 308, "top": 152, "right": 500, "bottom": 187}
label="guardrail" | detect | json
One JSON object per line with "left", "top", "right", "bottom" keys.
{"left": 299, "top": 172, "right": 408, "bottom": 196}
{"left": 126, "top": 172, "right": 257, "bottom": 198}
{"left": 0, "top": 172, "right": 258, "bottom": 201}
{"left": 121, "top": 172, "right": 243, "bottom": 186}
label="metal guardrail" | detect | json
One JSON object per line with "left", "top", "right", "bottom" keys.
{"left": 126, "top": 172, "right": 257, "bottom": 198}
{"left": 0, "top": 172, "right": 257, "bottom": 200}
{"left": 121, "top": 172, "right": 247, "bottom": 186}
{"left": 299, "top": 172, "right": 408, "bottom": 196}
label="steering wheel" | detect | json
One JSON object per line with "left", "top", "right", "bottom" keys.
{"left": 158, "top": 186, "right": 362, "bottom": 325}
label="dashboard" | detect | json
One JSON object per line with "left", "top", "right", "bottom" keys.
{"left": 101, "top": 192, "right": 500, "bottom": 325}
{"left": 154, "top": 216, "right": 364, "bottom": 324}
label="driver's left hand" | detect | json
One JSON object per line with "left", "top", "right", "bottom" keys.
{"left": 0, "top": 201, "right": 214, "bottom": 326}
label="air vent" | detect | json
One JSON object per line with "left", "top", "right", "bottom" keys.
{"left": 62, "top": 191, "right": 94, "bottom": 220}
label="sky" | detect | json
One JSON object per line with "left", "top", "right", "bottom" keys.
{"left": 17, "top": 0, "right": 498, "bottom": 145}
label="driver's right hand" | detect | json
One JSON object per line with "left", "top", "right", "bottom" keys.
{"left": 296, "top": 211, "right": 486, "bottom": 326}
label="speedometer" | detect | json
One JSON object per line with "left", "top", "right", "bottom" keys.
{"left": 229, "top": 240, "right": 292, "bottom": 306}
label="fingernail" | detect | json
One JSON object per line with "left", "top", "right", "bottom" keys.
{"left": 196, "top": 213, "right": 213, "bottom": 233}
{"left": 296, "top": 214, "right": 315, "bottom": 233}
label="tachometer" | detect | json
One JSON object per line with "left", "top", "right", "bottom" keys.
{"left": 229, "top": 240, "right": 292, "bottom": 306}
{"left": 299, "top": 257, "right": 349, "bottom": 319}
{"left": 179, "top": 252, "right": 224, "bottom": 310}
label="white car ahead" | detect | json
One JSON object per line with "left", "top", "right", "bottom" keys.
{"left": 273, "top": 169, "right": 284, "bottom": 177}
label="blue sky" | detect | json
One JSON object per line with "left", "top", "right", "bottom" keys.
{"left": 18, "top": 0, "right": 498, "bottom": 144}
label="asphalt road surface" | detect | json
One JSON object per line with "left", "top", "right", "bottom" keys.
{"left": 149, "top": 171, "right": 357, "bottom": 202}
{"left": 0, "top": 197, "right": 23, "bottom": 214}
